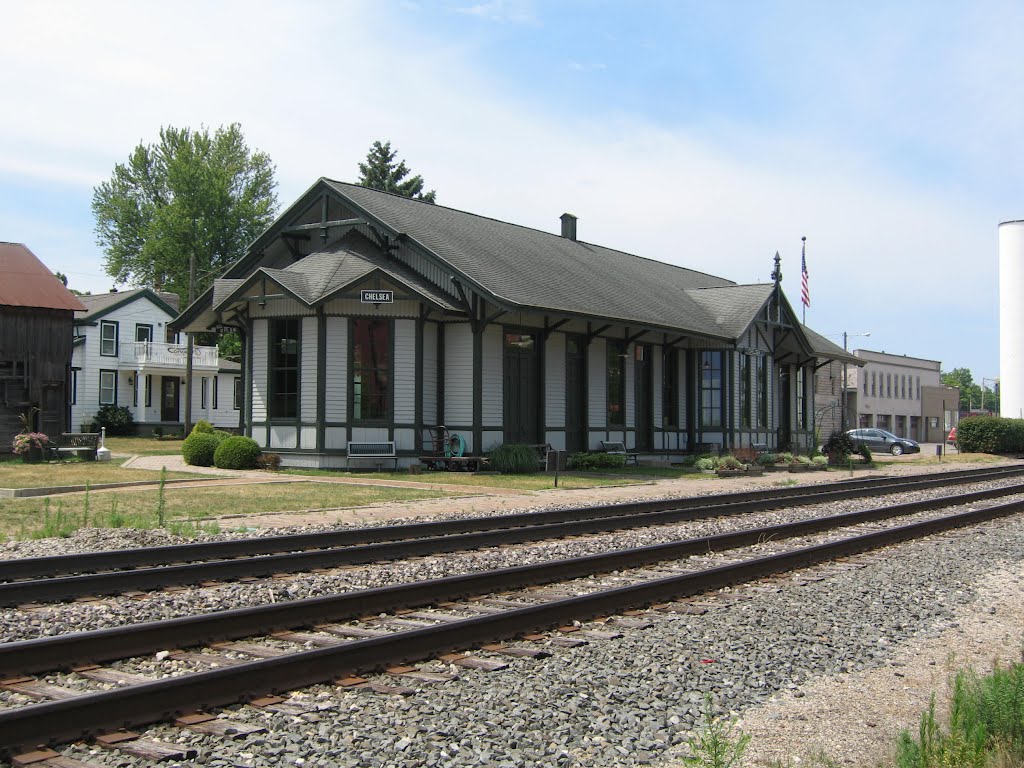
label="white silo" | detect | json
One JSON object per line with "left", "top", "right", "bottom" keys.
{"left": 999, "top": 220, "right": 1024, "bottom": 419}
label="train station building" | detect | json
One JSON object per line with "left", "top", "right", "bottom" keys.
{"left": 174, "top": 179, "right": 855, "bottom": 467}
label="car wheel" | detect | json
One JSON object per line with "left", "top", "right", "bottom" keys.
{"left": 890, "top": 444, "right": 904, "bottom": 456}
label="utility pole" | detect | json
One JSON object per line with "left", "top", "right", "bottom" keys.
{"left": 841, "top": 332, "right": 848, "bottom": 433}
{"left": 184, "top": 252, "right": 195, "bottom": 435}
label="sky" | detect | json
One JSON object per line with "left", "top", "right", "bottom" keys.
{"left": 2, "top": 0, "right": 1020, "bottom": 381}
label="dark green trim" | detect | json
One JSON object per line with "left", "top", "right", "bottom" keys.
{"left": 82, "top": 289, "right": 179, "bottom": 325}
{"left": 414, "top": 311, "right": 424, "bottom": 451}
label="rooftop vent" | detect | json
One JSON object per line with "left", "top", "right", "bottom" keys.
{"left": 560, "top": 213, "right": 577, "bottom": 241}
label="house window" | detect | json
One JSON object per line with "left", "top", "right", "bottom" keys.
{"left": 739, "top": 354, "right": 751, "bottom": 428}
{"left": 99, "top": 370, "right": 116, "bottom": 405}
{"left": 145, "top": 374, "right": 152, "bottom": 407}
{"left": 663, "top": 347, "right": 679, "bottom": 428}
{"left": 100, "top": 321, "right": 119, "bottom": 357}
{"left": 233, "top": 377, "right": 242, "bottom": 410}
{"left": 135, "top": 324, "right": 152, "bottom": 343}
{"left": 213, "top": 377, "right": 219, "bottom": 410}
{"left": 70, "top": 368, "right": 78, "bottom": 405}
{"left": 351, "top": 318, "right": 390, "bottom": 421}
{"left": 757, "top": 356, "right": 769, "bottom": 427}
{"left": 270, "top": 318, "right": 299, "bottom": 419}
{"left": 607, "top": 341, "right": 625, "bottom": 427}
{"left": 700, "top": 351, "right": 723, "bottom": 428}
{"left": 201, "top": 377, "right": 208, "bottom": 409}
{"left": 165, "top": 327, "right": 179, "bottom": 344}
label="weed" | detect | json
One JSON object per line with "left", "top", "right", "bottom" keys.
{"left": 156, "top": 467, "right": 167, "bottom": 527}
{"left": 683, "top": 698, "right": 751, "bottom": 768}
{"left": 83, "top": 480, "right": 91, "bottom": 521}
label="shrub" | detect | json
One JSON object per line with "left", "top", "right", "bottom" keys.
{"left": 255, "top": 452, "right": 282, "bottom": 470}
{"left": 92, "top": 405, "right": 135, "bottom": 436}
{"left": 191, "top": 420, "right": 215, "bottom": 434}
{"left": 677, "top": 455, "right": 697, "bottom": 468}
{"left": 794, "top": 455, "right": 812, "bottom": 466}
{"left": 775, "top": 452, "right": 794, "bottom": 464}
{"left": 213, "top": 436, "right": 262, "bottom": 470}
{"left": 811, "top": 455, "right": 828, "bottom": 467}
{"left": 568, "top": 451, "right": 627, "bottom": 471}
{"left": 488, "top": 443, "right": 540, "bottom": 474}
{"left": 717, "top": 455, "right": 743, "bottom": 470}
{"left": 821, "top": 431, "right": 855, "bottom": 465}
{"left": 695, "top": 457, "right": 717, "bottom": 471}
{"left": 755, "top": 452, "right": 777, "bottom": 467}
{"left": 152, "top": 426, "right": 164, "bottom": 438}
{"left": 859, "top": 444, "right": 873, "bottom": 463}
{"left": 956, "top": 416, "right": 1024, "bottom": 454}
{"left": 181, "top": 430, "right": 230, "bottom": 466}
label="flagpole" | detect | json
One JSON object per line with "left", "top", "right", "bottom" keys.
{"left": 800, "top": 236, "right": 807, "bottom": 325}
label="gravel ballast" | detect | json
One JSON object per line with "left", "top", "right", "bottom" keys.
{"left": 3, "top": 470, "right": 1024, "bottom": 767}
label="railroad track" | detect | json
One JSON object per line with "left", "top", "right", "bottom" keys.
{"left": 0, "top": 477, "right": 1022, "bottom": 758}
{"left": 3, "top": 464, "right": 1023, "bottom": 606}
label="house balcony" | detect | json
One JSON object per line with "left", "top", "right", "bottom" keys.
{"left": 120, "top": 341, "right": 219, "bottom": 370}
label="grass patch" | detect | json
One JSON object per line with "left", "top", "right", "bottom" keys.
{"left": 103, "top": 436, "right": 185, "bottom": 456}
{"left": 278, "top": 468, "right": 644, "bottom": 490}
{"left": 874, "top": 452, "right": 1006, "bottom": 467}
{"left": 0, "top": 481, "right": 458, "bottom": 539}
{"left": 0, "top": 459, "right": 197, "bottom": 490}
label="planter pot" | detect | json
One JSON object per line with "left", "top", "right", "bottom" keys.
{"left": 20, "top": 447, "right": 43, "bottom": 464}
{"left": 716, "top": 469, "right": 746, "bottom": 478}
{"left": 788, "top": 464, "right": 812, "bottom": 472}
{"left": 745, "top": 467, "right": 764, "bottom": 477}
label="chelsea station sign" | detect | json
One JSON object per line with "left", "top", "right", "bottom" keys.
{"left": 360, "top": 290, "right": 394, "bottom": 304}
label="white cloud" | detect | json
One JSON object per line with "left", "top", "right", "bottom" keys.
{"left": 451, "top": 0, "right": 537, "bottom": 24}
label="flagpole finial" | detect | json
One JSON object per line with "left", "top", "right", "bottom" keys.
{"left": 771, "top": 251, "right": 782, "bottom": 285}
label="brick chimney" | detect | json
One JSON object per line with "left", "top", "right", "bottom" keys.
{"left": 560, "top": 213, "right": 577, "bottom": 241}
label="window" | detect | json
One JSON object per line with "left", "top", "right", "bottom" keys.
{"left": 165, "top": 327, "right": 178, "bottom": 344}
{"left": 607, "top": 341, "right": 625, "bottom": 427}
{"left": 917, "top": 376, "right": 921, "bottom": 400}
{"left": 70, "top": 368, "right": 78, "bottom": 405}
{"left": 100, "top": 321, "right": 118, "bottom": 357}
{"left": 233, "top": 377, "right": 242, "bottom": 410}
{"left": 663, "top": 348, "right": 679, "bottom": 428}
{"left": 135, "top": 324, "right": 152, "bottom": 343}
{"left": 886, "top": 374, "right": 892, "bottom": 399}
{"left": 352, "top": 318, "right": 390, "bottom": 421}
{"left": 700, "top": 351, "right": 723, "bottom": 428}
{"left": 739, "top": 354, "right": 751, "bottom": 428}
{"left": 863, "top": 372, "right": 868, "bottom": 394}
{"left": 145, "top": 375, "right": 152, "bottom": 407}
{"left": 213, "top": 377, "right": 219, "bottom": 410}
{"left": 270, "top": 318, "right": 300, "bottom": 419}
{"left": 757, "top": 356, "right": 769, "bottom": 427}
{"left": 99, "top": 370, "right": 116, "bottom": 405}
{"left": 871, "top": 371, "right": 876, "bottom": 397}
{"left": 796, "top": 368, "right": 807, "bottom": 429}
{"left": 201, "top": 377, "right": 208, "bottom": 409}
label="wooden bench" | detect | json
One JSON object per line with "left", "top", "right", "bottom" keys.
{"left": 345, "top": 441, "right": 398, "bottom": 470}
{"left": 47, "top": 432, "right": 100, "bottom": 461}
{"left": 600, "top": 440, "right": 639, "bottom": 466}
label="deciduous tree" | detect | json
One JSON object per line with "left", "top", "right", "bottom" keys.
{"left": 92, "top": 124, "right": 278, "bottom": 307}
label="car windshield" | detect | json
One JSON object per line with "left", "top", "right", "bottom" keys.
{"left": 879, "top": 431, "right": 896, "bottom": 439}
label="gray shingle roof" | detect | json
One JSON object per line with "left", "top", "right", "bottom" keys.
{"left": 685, "top": 284, "right": 774, "bottom": 338}
{"left": 323, "top": 180, "right": 735, "bottom": 337}
{"left": 76, "top": 288, "right": 178, "bottom": 321}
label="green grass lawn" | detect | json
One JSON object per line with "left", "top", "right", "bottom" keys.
{"left": 0, "top": 458, "right": 198, "bottom": 489}
{"left": 103, "top": 436, "right": 185, "bottom": 456}
{"left": 280, "top": 467, "right": 648, "bottom": 490}
{"left": 0, "top": 481, "right": 461, "bottom": 539}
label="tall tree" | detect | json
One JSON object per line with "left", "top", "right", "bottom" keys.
{"left": 92, "top": 124, "right": 278, "bottom": 307}
{"left": 357, "top": 140, "right": 436, "bottom": 203}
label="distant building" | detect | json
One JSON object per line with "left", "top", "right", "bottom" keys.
{"left": 0, "top": 242, "right": 85, "bottom": 451}
{"left": 72, "top": 288, "right": 241, "bottom": 434}
{"left": 844, "top": 350, "right": 957, "bottom": 442}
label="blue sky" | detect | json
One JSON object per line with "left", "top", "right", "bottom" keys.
{"left": 3, "top": 0, "right": 1020, "bottom": 380}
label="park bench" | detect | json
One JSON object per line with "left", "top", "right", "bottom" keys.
{"left": 46, "top": 432, "right": 100, "bottom": 461}
{"left": 345, "top": 441, "right": 398, "bottom": 470}
{"left": 600, "top": 440, "right": 639, "bottom": 466}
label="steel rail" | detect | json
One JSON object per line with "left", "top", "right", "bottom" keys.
{"left": 1, "top": 464, "right": 1019, "bottom": 583}
{"left": 1, "top": 482, "right": 1018, "bottom": 677}
{"left": 0, "top": 498, "right": 1019, "bottom": 757}
{"left": 3, "top": 469, "right": 1022, "bottom": 608}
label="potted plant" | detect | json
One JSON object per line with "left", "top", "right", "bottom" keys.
{"left": 789, "top": 455, "right": 813, "bottom": 472}
{"left": 12, "top": 431, "right": 49, "bottom": 463}
{"left": 821, "top": 431, "right": 855, "bottom": 467}
{"left": 715, "top": 455, "right": 745, "bottom": 477}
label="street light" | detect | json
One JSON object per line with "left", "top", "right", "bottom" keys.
{"left": 841, "top": 332, "right": 871, "bottom": 432}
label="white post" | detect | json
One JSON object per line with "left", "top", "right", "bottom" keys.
{"left": 96, "top": 426, "right": 112, "bottom": 462}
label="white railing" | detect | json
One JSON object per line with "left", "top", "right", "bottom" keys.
{"left": 122, "top": 342, "right": 219, "bottom": 369}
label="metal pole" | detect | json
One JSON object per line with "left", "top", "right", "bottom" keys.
{"left": 841, "top": 332, "right": 848, "bottom": 432}
{"left": 183, "top": 253, "right": 195, "bottom": 435}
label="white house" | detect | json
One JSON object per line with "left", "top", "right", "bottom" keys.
{"left": 72, "top": 288, "right": 241, "bottom": 434}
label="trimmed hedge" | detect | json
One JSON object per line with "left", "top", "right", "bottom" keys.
{"left": 93, "top": 405, "right": 135, "bottom": 436}
{"left": 214, "top": 436, "right": 262, "bottom": 470}
{"left": 181, "top": 429, "right": 232, "bottom": 467}
{"left": 956, "top": 416, "right": 1024, "bottom": 454}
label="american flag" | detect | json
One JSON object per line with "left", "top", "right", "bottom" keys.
{"left": 800, "top": 239, "right": 810, "bottom": 309}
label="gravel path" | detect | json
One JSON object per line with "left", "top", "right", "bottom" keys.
{"left": 2, "top": 461, "right": 1022, "bottom": 767}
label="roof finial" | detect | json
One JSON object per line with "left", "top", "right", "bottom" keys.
{"left": 770, "top": 251, "right": 782, "bottom": 285}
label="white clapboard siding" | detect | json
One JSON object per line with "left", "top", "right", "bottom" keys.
{"left": 545, "top": 333, "right": 566, "bottom": 428}
{"left": 444, "top": 324, "right": 474, "bottom": 425}
{"left": 481, "top": 325, "right": 502, "bottom": 424}
{"left": 394, "top": 319, "right": 416, "bottom": 424}
{"left": 324, "top": 317, "right": 347, "bottom": 422}
{"left": 251, "top": 319, "right": 268, "bottom": 422}
{"left": 422, "top": 323, "right": 438, "bottom": 426}
{"left": 652, "top": 347, "right": 663, "bottom": 430}
{"left": 588, "top": 338, "right": 606, "bottom": 429}
{"left": 625, "top": 347, "right": 635, "bottom": 430}
{"left": 301, "top": 317, "right": 318, "bottom": 422}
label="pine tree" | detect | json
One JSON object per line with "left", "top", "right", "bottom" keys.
{"left": 357, "top": 140, "right": 436, "bottom": 203}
